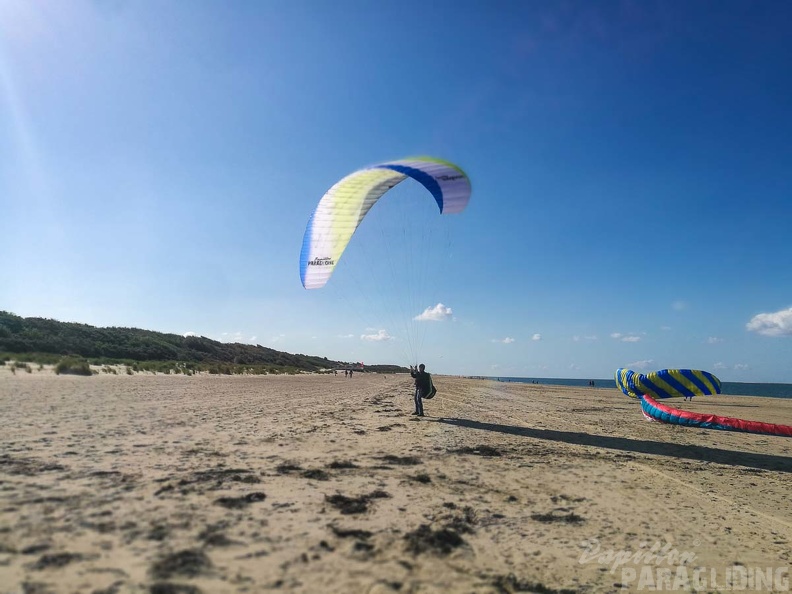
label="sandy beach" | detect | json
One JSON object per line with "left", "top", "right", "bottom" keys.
{"left": 1, "top": 369, "right": 791, "bottom": 593}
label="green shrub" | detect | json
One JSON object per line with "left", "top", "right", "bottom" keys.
{"left": 55, "top": 357, "right": 92, "bottom": 376}
{"left": 10, "top": 361, "right": 32, "bottom": 373}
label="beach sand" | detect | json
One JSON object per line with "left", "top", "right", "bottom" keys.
{"left": 1, "top": 369, "right": 791, "bottom": 593}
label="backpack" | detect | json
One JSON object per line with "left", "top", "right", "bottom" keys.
{"left": 423, "top": 378, "right": 437, "bottom": 399}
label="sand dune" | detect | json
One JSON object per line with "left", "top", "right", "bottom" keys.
{"left": 1, "top": 370, "right": 791, "bottom": 593}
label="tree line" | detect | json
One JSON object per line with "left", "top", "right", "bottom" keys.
{"left": 0, "top": 311, "right": 405, "bottom": 374}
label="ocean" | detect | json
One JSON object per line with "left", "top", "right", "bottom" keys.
{"left": 480, "top": 376, "right": 792, "bottom": 399}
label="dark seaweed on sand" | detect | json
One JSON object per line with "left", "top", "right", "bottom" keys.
{"left": 301, "top": 468, "right": 330, "bottom": 481}
{"left": 404, "top": 525, "right": 466, "bottom": 556}
{"left": 149, "top": 583, "right": 204, "bottom": 594}
{"left": 30, "top": 552, "right": 84, "bottom": 570}
{"left": 153, "top": 484, "right": 175, "bottom": 497}
{"left": 492, "top": 573, "right": 578, "bottom": 594}
{"left": 93, "top": 581, "right": 124, "bottom": 594}
{"left": 326, "top": 494, "right": 369, "bottom": 514}
{"left": 155, "top": 468, "right": 260, "bottom": 496}
{"left": 198, "top": 522, "right": 235, "bottom": 547}
{"left": 444, "top": 506, "right": 478, "bottom": 534}
{"left": 147, "top": 524, "right": 170, "bottom": 541}
{"left": 21, "top": 544, "right": 51, "bottom": 555}
{"left": 530, "top": 512, "right": 585, "bottom": 524}
{"left": 329, "top": 525, "right": 373, "bottom": 539}
{"left": 150, "top": 549, "right": 212, "bottom": 580}
{"left": 367, "top": 489, "right": 390, "bottom": 499}
{"left": 325, "top": 490, "right": 391, "bottom": 514}
{"left": 275, "top": 462, "right": 303, "bottom": 474}
{"left": 0, "top": 455, "right": 66, "bottom": 476}
{"left": 20, "top": 582, "right": 53, "bottom": 594}
{"left": 449, "top": 445, "right": 503, "bottom": 457}
{"left": 377, "top": 455, "right": 422, "bottom": 466}
{"left": 184, "top": 468, "right": 260, "bottom": 487}
{"left": 214, "top": 492, "right": 266, "bottom": 509}
{"left": 353, "top": 541, "right": 375, "bottom": 552}
{"left": 327, "top": 460, "right": 358, "bottom": 469}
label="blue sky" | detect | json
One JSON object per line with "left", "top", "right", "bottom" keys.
{"left": 2, "top": 1, "right": 791, "bottom": 381}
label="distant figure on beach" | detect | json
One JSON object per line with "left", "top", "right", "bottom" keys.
{"left": 410, "top": 364, "right": 431, "bottom": 417}
{"left": 349, "top": 369, "right": 353, "bottom": 378}
{"left": 344, "top": 370, "right": 348, "bottom": 378}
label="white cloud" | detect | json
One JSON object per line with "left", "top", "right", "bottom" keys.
{"left": 491, "top": 337, "right": 516, "bottom": 344}
{"left": 222, "top": 332, "right": 258, "bottom": 344}
{"left": 714, "top": 362, "right": 749, "bottom": 371}
{"left": 183, "top": 331, "right": 197, "bottom": 337}
{"left": 746, "top": 306, "right": 792, "bottom": 337}
{"left": 627, "top": 359, "right": 654, "bottom": 370}
{"left": 361, "top": 329, "right": 393, "bottom": 342}
{"left": 414, "top": 303, "right": 453, "bottom": 322}
{"left": 612, "top": 332, "right": 641, "bottom": 342}
{"left": 531, "top": 334, "right": 541, "bottom": 341}
{"left": 706, "top": 337, "right": 724, "bottom": 344}
{"left": 338, "top": 334, "right": 355, "bottom": 339}
{"left": 672, "top": 300, "right": 688, "bottom": 311}
{"left": 270, "top": 334, "right": 285, "bottom": 343}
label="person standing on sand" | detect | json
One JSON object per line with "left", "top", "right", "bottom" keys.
{"left": 410, "top": 364, "right": 431, "bottom": 417}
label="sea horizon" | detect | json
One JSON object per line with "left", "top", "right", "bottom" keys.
{"left": 472, "top": 376, "right": 792, "bottom": 399}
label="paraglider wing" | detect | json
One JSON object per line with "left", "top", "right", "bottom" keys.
{"left": 635, "top": 369, "right": 721, "bottom": 399}
{"left": 640, "top": 394, "right": 792, "bottom": 438}
{"left": 300, "top": 157, "right": 471, "bottom": 290}
{"left": 616, "top": 368, "right": 791, "bottom": 438}
{"left": 614, "top": 368, "right": 720, "bottom": 399}
{"left": 615, "top": 368, "right": 642, "bottom": 398}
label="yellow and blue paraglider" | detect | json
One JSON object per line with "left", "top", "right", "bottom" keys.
{"left": 300, "top": 156, "right": 471, "bottom": 290}
{"left": 615, "top": 368, "right": 721, "bottom": 400}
